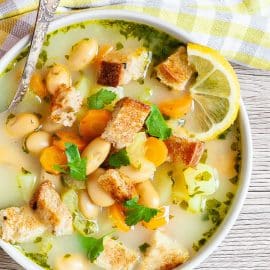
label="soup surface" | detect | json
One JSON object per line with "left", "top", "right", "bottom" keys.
{"left": 0, "top": 20, "right": 241, "bottom": 270}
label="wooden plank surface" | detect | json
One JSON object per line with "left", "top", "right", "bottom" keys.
{"left": 0, "top": 63, "right": 270, "bottom": 269}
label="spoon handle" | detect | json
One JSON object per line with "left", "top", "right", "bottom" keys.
{"left": 8, "top": 0, "right": 60, "bottom": 111}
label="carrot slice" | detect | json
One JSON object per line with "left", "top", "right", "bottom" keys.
{"left": 159, "top": 93, "right": 193, "bottom": 119}
{"left": 109, "top": 203, "right": 130, "bottom": 232}
{"left": 145, "top": 137, "right": 168, "bottom": 167}
{"left": 79, "top": 109, "right": 112, "bottom": 141}
{"left": 40, "top": 146, "right": 67, "bottom": 174}
{"left": 30, "top": 72, "right": 48, "bottom": 98}
{"left": 142, "top": 206, "right": 170, "bottom": 230}
{"left": 53, "top": 130, "right": 87, "bottom": 151}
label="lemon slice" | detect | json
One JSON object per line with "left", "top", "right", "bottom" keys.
{"left": 183, "top": 43, "right": 240, "bottom": 141}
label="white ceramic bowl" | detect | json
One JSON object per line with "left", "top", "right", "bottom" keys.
{"left": 0, "top": 9, "right": 252, "bottom": 270}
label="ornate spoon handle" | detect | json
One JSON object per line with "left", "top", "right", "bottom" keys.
{"left": 8, "top": 0, "right": 60, "bottom": 111}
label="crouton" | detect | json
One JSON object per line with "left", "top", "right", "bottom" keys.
{"left": 156, "top": 46, "right": 195, "bottom": 91}
{"left": 97, "top": 48, "right": 151, "bottom": 86}
{"left": 101, "top": 97, "right": 151, "bottom": 149}
{"left": 165, "top": 136, "right": 205, "bottom": 167}
{"left": 0, "top": 206, "right": 47, "bottom": 244}
{"left": 51, "top": 84, "right": 83, "bottom": 127}
{"left": 98, "top": 169, "right": 135, "bottom": 202}
{"left": 30, "top": 181, "right": 73, "bottom": 236}
{"left": 95, "top": 238, "right": 139, "bottom": 270}
{"left": 140, "top": 231, "right": 189, "bottom": 270}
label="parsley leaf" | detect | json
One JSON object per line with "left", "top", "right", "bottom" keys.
{"left": 65, "top": 143, "right": 87, "bottom": 181}
{"left": 124, "top": 197, "right": 159, "bottom": 226}
{"left": 54, "top": 143, "right": 86, "bottom": 181}
{"left": 78, "top": 235, "right": 105, "bottom": 262}
{"left": 146, "top": 105, "right": 172, "bottom": 140}
{"left": 116, "top": 42, "right": 124, "bottom": 50}
{"left": 25, "top": 252, "right": 50, "bottom": 269}
{"left": 53, "top": 164, "right": 68, "bottom": 174}
{"left": 109, "top": 149, "right": 130, "bottom": 168}
{"left": 139, "top": 243, "right": 150, "bottom": 254}
{"left": 87, "top": 89, "right": 117, "bottom": 109}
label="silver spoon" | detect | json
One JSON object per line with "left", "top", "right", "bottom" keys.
{"left": 7, "top": 0, "right": 60, "bottom": 112}
{"left": 5, "top": 0, "right": 127, "bottom": 113}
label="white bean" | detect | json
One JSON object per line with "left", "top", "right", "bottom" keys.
{"left": 42, "top": 117, "right": 63, "bottom": 133}
{"left": 82, "top": 137, "right": 111, "bottom": 175}
{"left": 78, "top": 190, "right": 99, "bottom": 219}
{"left": 54, "top": 254, "right": 90, "bottom": 270}
{"left": 68, "top": 39, "right": 98, "bottom": 71}
{"left": 6, "top": 113, "right": 40, "bottom": 138}
{"left": 136, "top": 180, "right": 160, "bottom": 208}
{"left": 119, "top": 160, "right": 156, "bottom": 183}
{"left": 46, "top": 64, "right": 71, "bottom": 95}
{"left": 86, "top": 168, "right": 115, "bottom": 207}
{"left": 25, "top": 131, "right": 51, "bottom": 155}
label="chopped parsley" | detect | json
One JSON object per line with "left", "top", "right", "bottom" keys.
{"left": 217, "top": 126, "right": 231, "bottom": 140}
{"left": 36, "top": 49, "right": 48, "bottom": 69}
{"left": 146, "top": 105, "right": 172, "bottom": 140}
{"left": 200, "top": 149, "right": 208, "bottom": 164}
{"left": 202, "top": 199, "right": 222, "bottom": 225}
{"left": 65, "top": 143, "right": 87, "bottom": 181}
{"left": 79, "top": 235, "right": 106, "bottom": 262}
{"left": 124, "top": 197, "right": 159, "bottom": 226}
{"left": 229, "top": 175, "right": 238, "bottom": 185}
{"left": 34, "top": 237, "right": 42, "bottom": 243}
{"left": 192, "top": 238, "right": 207, "bottom": 252}
{"left": 109, "top": 149, "right": 130, "bottom": 168}
{"left": 25, "top": 252, "right": 50, "bottom": 269}
{"left": 6, "top": 113, "right": 15, "bottom": 124}
{"left": 139, "top": 243, "right": 150, "bottom": 254}
{"left": 21, "top": 167, "right": 31, "bottom": 174}
{"left": 54, "top": 143, "right": 86, "bottom": 181}
{"left": 195, "top": 171, "right": 212, "bottom": 181}
{"left": 73, "top": 211, "right": 98, "bottom": 236}
{"left": 116, "top": 42, "right": 124, "bottom": 50}
{"left": 194, "top": 192, "right": 236, "bottom": 252}
{"left": 87, "top": 89, "right": 117, "bottom": 109}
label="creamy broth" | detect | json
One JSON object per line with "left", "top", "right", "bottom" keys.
{"left": 0, "top": 20, "right": 241, "bottom": 269}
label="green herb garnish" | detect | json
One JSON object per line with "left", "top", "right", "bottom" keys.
{"left": 195, "top": 171, "right": 212, "bottom": 181}
{"left": 65, "top": 143, "right": 87, "bottom": 181}
{"left": 53, "top": 164, "right": 68, "bottom": 174}
{"left": 146, "top": 105, "right": 172, "bottom": 140}
{"left": 139, "top": 243, "right": 150, "bottom": 254}
{"left": 79, "top": 235, "right": 106, "bottom": 262}
{"left": 124, "top": 197, "right": 159, "bottom": 226}
{"left": 6, "top": 113, "right": 15, "bottom": 124}
{"left": 200, "top": 149, "right": 208, "bottom": 164}
{"left": 192, "top": 238, "right": 207, "bottom": 252}
{"left": 229, "top": 175, "right": 238, "bottom": 185}
{"left": 36, "top": 50, "right": 48, "bottom": 69}
{"left": 25, "top": 253, "right": 50, "bottom": 269}
{"left": 87, "top": 89, "right": 117, "bottom": 109}
{"left": 34, "top": 237, "right": 42, "bottom": 243}
{"left": 109, "top": 149, "right": 130, "bottom": 168}
{"left": 116, "top": 42, "right": 124, "bottom": 50}
{"left": 54, "top": 143, "right": 86, "bottom": 181}
{"left": 21, "top": 167, "right": 31, "bottom": 174}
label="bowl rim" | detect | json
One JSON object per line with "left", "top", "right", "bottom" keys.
{"left": 0, "top": 9, "right": 253, "bottom": 270}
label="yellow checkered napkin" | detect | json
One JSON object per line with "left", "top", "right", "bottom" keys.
{"left": 0, "top": 0, "right": 270, "bottom": 70}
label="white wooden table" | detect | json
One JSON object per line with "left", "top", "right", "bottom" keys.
{"left": 0, "top": 63, "right": 270, "bottom": 269}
